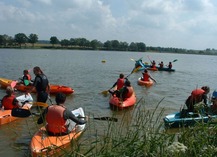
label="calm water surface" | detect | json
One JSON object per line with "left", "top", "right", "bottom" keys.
{"left": 0, "top": 49, "right": 217, "bottom": 156}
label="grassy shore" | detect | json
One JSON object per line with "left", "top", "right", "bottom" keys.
{"left": 27, "top": 99, "right": 217, "bottom": 157}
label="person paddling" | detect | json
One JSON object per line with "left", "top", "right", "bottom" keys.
{"left": 142, "top": 69, "right": 156, "bottom": 83}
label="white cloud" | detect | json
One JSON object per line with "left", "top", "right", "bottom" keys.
{"left": 0, "top": 0, "right": 217, "bottom": 49}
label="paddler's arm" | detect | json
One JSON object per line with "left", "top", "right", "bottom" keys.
{"left": 64, "top": 109, "right": 87, "bottom": 125}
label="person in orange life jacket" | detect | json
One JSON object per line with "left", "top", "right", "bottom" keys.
{"left": 37, "top": 92, "right": 87, "bottom": 135}
{"left": 210, "top": 90, "right": 217, "bottom": 115}
{"left": 185, "top": 88, "right": 207, "bottom": 112}
{"left": 142, "top": 69, "right": 156, "bottom": 82}
{"left": 21, "top": 69, "right": 32, "bottom": 86}
{"left": 27, "top": 66, "right": 50, "bottom": 103}
{"left": 158, "top": 61, "right": 164, "bottom": 68}
{"left": 1, "top": 86, "right": 21, "bottom": 110}
{"left": 168, "top": 62, "right": 172, "bottom": 69}
{"left": 201, "top": 86, "right": 210, "bottom": 106}
{"left": 119, "top": 79, "right": 134, "bottom": 100}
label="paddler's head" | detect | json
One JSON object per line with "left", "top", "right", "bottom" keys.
{"left": 55, "top": 92, "right": 66, "bottom": 105}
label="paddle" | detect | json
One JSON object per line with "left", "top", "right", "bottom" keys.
{"left": 11, "top": 80, "right": 17, "bottom": 88}
{"left": 165, "top": 59, "right": 178, "bottom": 67}
{"left": 80, "top": 116, "right": 118, "bottom": 122}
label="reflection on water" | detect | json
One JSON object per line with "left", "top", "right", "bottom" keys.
{"left": 0, "top": 49, "right": 217, "bottom": 156}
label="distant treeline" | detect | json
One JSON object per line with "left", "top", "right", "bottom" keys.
{"left": 0, "top": 33, "right": 216, "bottom": 55}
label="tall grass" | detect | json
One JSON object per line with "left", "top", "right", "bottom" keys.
{"left": 27, "top": 98, "right": 217, "bottom": 157}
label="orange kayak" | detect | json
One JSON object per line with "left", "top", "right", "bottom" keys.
{"left": 109, "top": 92, "right": 136, "bottom": 110}
{"left": 137, "top": 77, "right": 154, "bottom": 87}
{"left": 0, "top": 94, "right": 33, "bottom": 125}
{"left": 0, "top": 77, "right": 74, "bottom": 95}
{"left": 30, "top": 107, "right": 86, "bottom": 157}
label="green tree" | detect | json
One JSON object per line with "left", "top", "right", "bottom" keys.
{"left": 90, "top": 39, "right": 103, "bottom": 50}
{"left": 50, "top": 36, "right": 59, "bottom": 47}
{"left": 28, "top": 33, "right": 38, "bottom": 47}
{"left": 60, "top": 39, "right": 70, "bottom": 47}
{"left": 137, "top": 42, "right": 146, "bottom": 52}
{"left": 111, "top": 40, "right": 120, "bottom": 50}
{"left": 0, "top": 35, "right": 5, "bottom": 46}
{"left": 129, "top": 42, "right": 138, "bottom": 51}
{"left": 104, "top": 40, "right": 112, "bottom": 50}
{"left": 14, "top": 33, "right": 28, "bottom": 47}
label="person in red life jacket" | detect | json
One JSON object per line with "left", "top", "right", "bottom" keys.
{"left": 37, "top": 92, "right": 87, "bottom": 136}
{"left": 158, "top": 61, "right": 164, "bottom": 69}
{"left": 119, "top": 79, "right": 134, "bottom": 101}
{"left": 142, "top": 69, "right": 156, "bottom": 82}
{"left": 108, "top": 73, "right": 125, "bottom": 96}
{"left": 151, "top": 60, "right": 156, "bottom": 68}
{"left": 185, "top": 88, "right": 206, "bottom": 112}
{"left": 27, "top": 66, "right": 50, "bottom": 103}
{"left": 1, "top": 86, "right": 20, "bottom": 110}
{"left": 168, "top": 62, "right": 172, "bottom": 69}
{"left": 21, "top": 69, "right": 32, "bottom": 86}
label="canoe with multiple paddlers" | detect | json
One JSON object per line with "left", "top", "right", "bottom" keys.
{"left": 30, "top": 107, "right": 86, "bottom": 157}
{"left": 137, "top": 77, "right": 154, "bottom": 87}
{"left": 0, "top": 77, "right": 74, "bottom": 95}
{"left": 0, "top": 93, "right": 33, "bottom": 125}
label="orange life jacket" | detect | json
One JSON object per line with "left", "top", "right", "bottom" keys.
{"left": 117, "top": 78, "right": 125, "bottom": 90}
{"left": 46, "top": 105, "right": 67, "bottom": 134}
{"left": 2, "top": 95, "right": 18, "bottom": 110}
{"left": 143, "top": 73, "right": 150, "bottom": 81}
{"left": 125, "top": 86, "right": 134, "bottom": 98}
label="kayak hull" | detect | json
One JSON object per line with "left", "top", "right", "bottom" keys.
{"left": 163, "top": 111, "right": 217, "bottom": 128}
{"left": 0, "top": 78, "right": 74, "bottom": 94}
{"left": 137, "top": 77, "right": 154, "bottom": 87}
{"left": 30, "top": 107, "right": 86, "bottom": 157}
{"left": 109, "top": 92, "right": 136, "bottom": 110}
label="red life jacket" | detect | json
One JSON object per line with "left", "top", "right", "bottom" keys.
{"left": 125, "top": 86, "right": 134, "bottom": 98}
{"left": 2, "top": 95, "right": 18, "bottom": 110}
{"left": 27, "top": 74, "right": 31, "bottom": 80}
{"left": 117, "top": 78, "right": 124, "bottom": 90}
{"left": 143, "top": 73, "right": 150, "bottom": 81}
{"left": 46, "top": 105, "right": 67, "bottom": 134}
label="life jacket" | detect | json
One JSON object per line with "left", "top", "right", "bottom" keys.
{"left": 35, "top": 74, "right": 49, "bottom": 92}
{"left": 23, "top": 74, "right": 31, "bottom": 81}
{"left": 46, "top": 105, "right": 67, "bottom": 134}
{"left": 143, "top": 73, "right": 150, "bottom": 81}
{"left": 116, "top": 78, "right": 125, "bottom": 90}
{"left": 191, "top": 89, "right": 205, "bottom": 97}
{"left": 168, "top": 64, "right": 172, "bottom": 69}
{"left": 125, "top": 86, "right": 134, "bottom": 98}
{"left": 2, "top": 95, "right": 18, "bottom": 110}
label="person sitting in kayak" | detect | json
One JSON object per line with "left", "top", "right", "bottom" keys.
{"left": 151, "top": 60, "right": 156, "bottom": 68}
{"left": 158, "top": 61, "right": 164, "bottom": 68}
{"left": 111, "top": 73, "right": 125, "bottom": 90}
{"left": 1, "top": 86, "right": 21, "bottom": 110}
{"left": 210, "top": 90, "right": 217, "bottom": 115}
{"left": 37, "top": 92, "right": 87, "bottom": 136}
{"left": 168, "top": 62, "right": 172, "bottom": 69}
{"left": 119, "top": 79, "right": 134, "bottom": 100}
{"left": 185, "top": 88, "right": 207, "bottom": 113}
{"left": 142, "top": 69, "right": 156, "bottom": 82}
{"left": 20, "top": 69, "right": 32, "bottom": 86}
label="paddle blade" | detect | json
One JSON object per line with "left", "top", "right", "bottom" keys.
{"left": 11, "top": 108, "right": 31, "bottom": 118}
{"left": 132, "top": 66, "right": 141, "bottom": 73}
{"left": 173, "top": 59, "right": 178, "bottom": 62}
{"left": 101, "top": 90, "right": 109, "bottom": 95}
{"left": 93, "top": 117, "right": 118, "bottom": 122}
{"left": 24, "top": 80, "right": 30, "bottom": 86}
{"left": 11, "top": 81, "right": 17, "bottom": 88}
{"left": 32, "top": 102, "right": 49, "bottom": 107}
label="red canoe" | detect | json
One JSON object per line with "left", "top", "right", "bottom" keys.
{"left": 137, "top": 77, "right": 154, "bottom": 87}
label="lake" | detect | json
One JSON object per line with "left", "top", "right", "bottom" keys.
{"left": 0, "top": 49, "right": 217, "bottom": 156}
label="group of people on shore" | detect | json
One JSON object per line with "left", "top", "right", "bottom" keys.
{"left": 0, "top": 66, "right": 87, "bottom": 136}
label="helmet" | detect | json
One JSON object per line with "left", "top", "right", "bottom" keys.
{"left": 191, "top": 88, "right": 205, "bottom": 97}
{"left": 212, "top": 90, "right": 217, "bottom": 99}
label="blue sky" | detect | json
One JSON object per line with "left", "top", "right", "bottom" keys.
{"left": 1, "top": 0, "right": 217, "bottom": 50}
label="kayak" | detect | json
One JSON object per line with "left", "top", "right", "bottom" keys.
{"left": 146, "top": 67, "right": 158, "bottom": 71}
{"left": 0, "top": 93, "right": 33, "bottom": 125}
{"left": 157, "top": 67, "right": 175, "bottom": 72}
{"left": 0, "top": 77, "right": 74, "bottom": 95}
{"left": 163, "top": 111, "right": 217, "bottom": 128}
{"left": 137, "top": 77, "right": 154, "bottom": 87}
{"left": 109, "top": 92, "right": 136, "bottom": 110}
{"left": 30, "top": 107, "right": 86, "bottom": 157}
